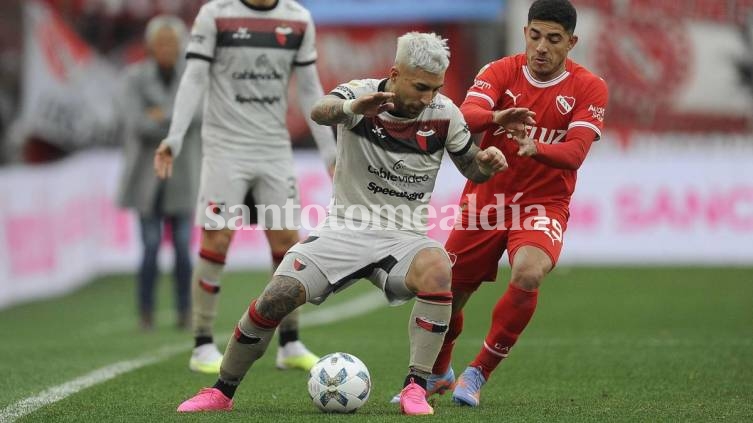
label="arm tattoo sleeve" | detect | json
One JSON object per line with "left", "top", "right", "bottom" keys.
{"left": 449, "top": 143, "right": 492, "bottom": 183}
{"left": 311, "top": 95, "right": 350, "bottom": 126}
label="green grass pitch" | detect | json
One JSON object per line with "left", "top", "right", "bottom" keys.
{"left": 1, "top": 267, "right": 751, "bottom": 422}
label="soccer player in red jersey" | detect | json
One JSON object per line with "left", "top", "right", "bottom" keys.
{"left": 437, "top": 0, "right": 609, "bottom": 406}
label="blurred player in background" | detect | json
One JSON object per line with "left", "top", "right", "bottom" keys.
{"left": 174, "top": 31, "right": 523, "bottom": 416}
{"left": 117, "top": 15, "right": 201, "bottom": 331}
{"left": 428, "top": 0, "right": 609, "bottom": 407}
{"left": 153, "top": 0, "right": 337, "bottom": 374}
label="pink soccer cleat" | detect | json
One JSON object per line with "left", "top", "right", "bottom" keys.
{"left": 177, "top": 388, "right": 233, "bottom": 413}
{"left": 399, "top": 379, "right": 434, "bottom": 415}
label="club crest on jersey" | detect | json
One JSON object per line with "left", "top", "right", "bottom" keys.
{"left": 293, "top": 258, "right": 307, "bottom": 271}
{"left": 416, "top": 127, "right": 436, "bottom": 151}
{"left": 275, "top": 25, "right": 293, "bottom": 46}
{"left": 556, "top": 95, "right": 575, "bottom": 115}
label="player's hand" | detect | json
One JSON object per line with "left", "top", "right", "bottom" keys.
{"left": 351, "top": 92, "right": 395, "bottom": 117}
{"left": 492, "top": 107, "right": 536, "bottom": 132}
{"left": 475, "top": 146, "right": 508, "bottom": 176}
{"left": 154, "top": 143, "right": 174, "bottom": 179}
{"left": 514, "top": 135, "right": 538, "bottom": 157}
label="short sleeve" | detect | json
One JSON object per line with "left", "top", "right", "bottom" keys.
{"left": 445, "top": 105, "right": 472, "bottom": 156}
{"left": 294, "top": 13, "right": 317, "bottom": 65}
{"left": 329, "top": 79, "right": 375, "bottom": 129}
{"left": 185, "top": 5, "right": 216, "bottom": 61}
{"left": 464, "top": 58, "right": 511, "bottom": 109}
{"left": 569, "top": 76, "right": 609, "bottom": 140}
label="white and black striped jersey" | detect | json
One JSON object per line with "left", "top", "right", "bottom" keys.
{"left": 327, "top": 78, "right": 472, "bottom": 234}
{"left": 186, "top": 0, "right": 317, "bottom": 161}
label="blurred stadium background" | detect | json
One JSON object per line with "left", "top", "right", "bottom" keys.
{"left": 0, "top": 0, "right": 751, "bottom": 421}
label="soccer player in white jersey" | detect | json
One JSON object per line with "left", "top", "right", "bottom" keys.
{"left": 153, "top": 0, "right": 336, "bottom": 374}
{"left": 175, "top": 32, "right": 532, "bottom": 416}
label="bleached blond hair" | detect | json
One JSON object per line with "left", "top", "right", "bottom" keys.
{"left": 394, "top": 32, "right": 450, "bottom": 74}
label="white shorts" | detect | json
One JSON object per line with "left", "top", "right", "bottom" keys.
{"left": 195, "top": 155, "right": 301, "bottom": 229}
{"left": 275, "top": 225, "right": 448, "bottom": 305}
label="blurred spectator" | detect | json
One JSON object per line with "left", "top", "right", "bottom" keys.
{"left": 116, "top": 15, "right": 201, "bottom": 330}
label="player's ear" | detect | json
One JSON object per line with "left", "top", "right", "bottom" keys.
{"left": 389, "top": 66, "right": 399, "bottom": 81}
{"left": 568, "top": 34, "right": 578, "bottom": 50}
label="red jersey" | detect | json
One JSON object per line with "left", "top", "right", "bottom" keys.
{"left": 460, "top": 54, "right": 608, "bottom": 214}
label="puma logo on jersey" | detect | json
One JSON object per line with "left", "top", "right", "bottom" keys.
{"left": 505, "top": 89, "right": 522, "bottom": 106}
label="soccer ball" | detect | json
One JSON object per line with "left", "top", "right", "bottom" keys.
{"left": 307, "top": 352, "right": 371, "bottom": 413}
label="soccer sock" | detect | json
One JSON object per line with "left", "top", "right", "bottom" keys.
{"left": 271, "top": 250, "right": 300, "bottom": 347}
{"left": 218, "top": 299, "right": 279, "bottom": 392}
{"left": 191, "top": 249, "right": 226, "bottom": 343}
{"left": 470, "top": 283, "right": 538, "bottom": 380}
{"left": 432, "top": 310, "right": 464, "bottom": 375}
{"left": 408, "top": 292, "right": 452, "bottom": 375}
{"left": 404, "top": 372, "right": 428, "bottom": 390}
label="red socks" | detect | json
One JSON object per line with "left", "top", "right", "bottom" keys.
{"left": 432, "top": 311, "right": 464, "bottom": 375}
{"left": 470, "top": 283, "right": 538, "bottom": 380}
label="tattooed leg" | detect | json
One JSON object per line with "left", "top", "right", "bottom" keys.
{"left": 217, "top": 276, "right": 307, "bottom": 387}
{"left": 257, "top": 276, "right": 308, "bottom": 321}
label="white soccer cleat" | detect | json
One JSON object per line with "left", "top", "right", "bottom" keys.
{"left": 189, "top": 343, "right": 223, "bottom": 374}
{"left": 276, "top": 340, "right": 319, "bottom": 371}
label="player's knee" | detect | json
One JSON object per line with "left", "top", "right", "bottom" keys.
{"left": 511, "top": 265, "right": 545, "bottom": 290}
{"left": 413, "top": 255, "right": 452, "bottom": 293}
{"left": 257, "top": 275, "right": 306, "bottom": 321}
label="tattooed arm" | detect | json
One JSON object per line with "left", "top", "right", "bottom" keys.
{"left": 311, "top": 92, "right": 396, "bottom": 126}
{"left": 449, "top": 143, "right": 509, "bottom": 183}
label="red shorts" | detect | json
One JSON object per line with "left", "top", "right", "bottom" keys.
{"left": 446, "top": 207, "right": 568, "bottom": 292}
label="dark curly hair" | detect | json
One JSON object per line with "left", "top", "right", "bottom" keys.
{"left": 528, "top": 0, "right": 577, "bottom": 34}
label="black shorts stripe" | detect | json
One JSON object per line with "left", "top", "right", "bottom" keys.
{"left": 186, "top": 52, "right": 213, "bottom": 62}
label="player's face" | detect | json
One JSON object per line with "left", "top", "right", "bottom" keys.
{"left": 150, "top": 27, "right": 181, "bottom": 69}
{"left": 389, "top": 64, "right": 445, "bottom": 118}
{"left": 524, "top": 20, "right": 578, "bottom": 81}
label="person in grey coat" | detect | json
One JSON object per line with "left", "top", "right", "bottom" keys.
{"left": 117, "top": 15, "right": 201, "bottom": 330}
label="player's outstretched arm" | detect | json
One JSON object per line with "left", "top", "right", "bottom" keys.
{"left": 154, "top": 59, "right": 209, "bottom": 179}
{"left": 311, "top": 92, "right": 396, "bottom": 126}
{"left": 449, "top": 143, "right": 508, "bottom": 183}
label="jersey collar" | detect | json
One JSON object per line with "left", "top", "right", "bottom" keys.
{"left": 522, "top": 65, "right": 570, "bottom": 88}
{"left": 239, "top": 0, "right": 279, "bottom": 12}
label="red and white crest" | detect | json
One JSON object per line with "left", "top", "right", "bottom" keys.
{"left": 275, "top": 25, "right": 293, "bottom": 46}
{"left": 415, "top": 127, "right": 435, "bottom": 151}
{"left": 555, "top": 95, "right": 575, "bottom": 115}
{"left": 293, "top": 257, "right": 306, "bottom": 271}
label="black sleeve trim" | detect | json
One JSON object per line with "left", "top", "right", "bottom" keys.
{"left": 330, "top": 92, "right": 347, "bottom": 100}
{"left": 293, "top": 59, "right": 317, "bottom": 67}
{"left": 186, "top": 52, "right": 214, "bottom": 62}
{"left": 448, "top": 137, "right": 473, "bottom": 156}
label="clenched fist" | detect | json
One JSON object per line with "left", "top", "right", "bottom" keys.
{"left": 475, "top": 146, "right": 508, "bottom": 176}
